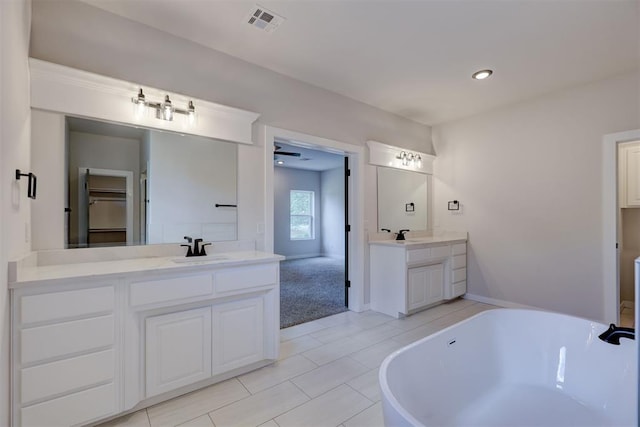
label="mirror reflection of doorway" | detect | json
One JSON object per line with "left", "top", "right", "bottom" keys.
{"left": 81, "top": 168, "right": 133, "bottom": 247}
{"left": 274, "top": 142, "right": 349, "bottom": 329}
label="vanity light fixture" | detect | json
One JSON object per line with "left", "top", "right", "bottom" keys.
{"left": 398, "top": 151, "right": 408, "bottom": 166}
{"left": 131, "top": 88, "right": 196, "bottom": 123}
{"left": 396, "top": 150, "right": 422, "bottom": 168}
{"left": 162, "top": 96, "right": 173, "bottom": 121}
{"left": 472, "top": 69, "right": 493, "bottom": 80}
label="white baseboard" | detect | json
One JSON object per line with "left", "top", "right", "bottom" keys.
{"left": 620, "top": 300, "right": 635, "bottom": 310}
{"left": 463, "top": 293, "right": 540, "bottom": 310}
{"left": 283, "top": 253, "right": 322, "bottom": 260}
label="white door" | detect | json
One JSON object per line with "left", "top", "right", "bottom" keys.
{"left": 212, "top": 297, "right": 264, "bottom": 375}
{"left": 407, "top": 264, "right": 444, "bottom": 311}
{"left": 145, "top": 307, "right": 212, "bottom": 397}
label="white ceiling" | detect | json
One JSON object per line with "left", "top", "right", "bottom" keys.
{"left": 81, "top": 0, "right": 639, "bottom": 125}
{"left": 274, "top": 142, "right": 344, "bottom": 171}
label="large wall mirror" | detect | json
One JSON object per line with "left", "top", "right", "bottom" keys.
{"left": 377, "top": 167, "right": 428, "bottom": 233}
{"left": 65, "top": 116, "right": 237, "bottom": 248}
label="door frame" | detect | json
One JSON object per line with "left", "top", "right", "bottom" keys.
{"left": 602, "top": 129, "right": 640, "bottom": 324}
{"left": 78, "top": 167, "right": 134, "bottom": 246}
{"left": 264, "top": 126, "right": 366, "bottom": 312}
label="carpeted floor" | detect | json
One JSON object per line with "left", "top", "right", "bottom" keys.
{"left": 280, "top": 256, "right": 347, "bottom": 329}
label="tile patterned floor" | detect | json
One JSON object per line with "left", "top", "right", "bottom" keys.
{"left": 99, "top": 298, "right": 496, "bottom": 427}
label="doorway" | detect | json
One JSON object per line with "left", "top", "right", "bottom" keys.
{"left": 264, "top": 126, "right": 366, "bottom": 327}
{"left": 76, "top": 167, "right": 134, "bottom": 247}
{"left": 603, "top": 129, "right": 640, "bottom": 325}
{"left": 273, "top": 142, "right": 348, "bottom": 328}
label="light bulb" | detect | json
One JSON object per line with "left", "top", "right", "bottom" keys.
{"left": 133, "top": 88, "right": 146, "bottom": 119}
{"left": 416, "top": 155, "right": 422, "bottom": 168}
{"left": 162, "top": 95, "right": 173, "bottom": 121}
{"left": 187, "top": 101, "right": 196, "bottom": 125}
{"left": 472, "top": 69, "right": 493, "bottom": 80}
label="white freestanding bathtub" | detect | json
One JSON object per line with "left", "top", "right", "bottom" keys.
{"left": 379, "top": 309, "right": 637, "bottom": 427}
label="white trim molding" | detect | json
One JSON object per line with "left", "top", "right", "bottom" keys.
{"left": 463, "top": 293, "right": 541, "bottom": 311}
{"left": 366, "top": 140, "right": 435, "bottom": 174}
{"left": 264, "top": 126, "right": 366, "bottom": 312}
{"left": 29, "top": 58, "right": 260, "bottom": 144}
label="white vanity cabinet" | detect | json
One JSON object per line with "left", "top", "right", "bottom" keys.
{"left": 407, "top": 264, "right": 444, "bottom": 311}
{"left": 619, "top": 142, "right": 640, "bottom": 208}
{"left": 370, "top": 238, "right": 467, "bottom": 318}
{"left": 11, "top": 282, "right": 119, "bottom": 427}
{"left": 145, "top": 307, "right": 213, "bottom": 397}
{"left": 10, "top": 253, "right": 282, "bottom": 427}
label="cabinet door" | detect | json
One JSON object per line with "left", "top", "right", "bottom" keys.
{"left": 407, "top": 264, "right": 444, "bottom": 311}
{"left": 146, "top": 307, "right": 212, "bottom": 397}
{"left": 212, "top": 297, "right": 264, "bottom": 375}
{"left": 625, "top": 144, "right": 640, "bottom": 207}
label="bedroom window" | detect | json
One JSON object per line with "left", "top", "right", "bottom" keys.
{"left": 290, "top": 190, "right": 314, "bottom": 240}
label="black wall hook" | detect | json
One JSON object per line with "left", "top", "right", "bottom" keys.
{"left": 15, "top": 169, "right": 37, "bottom": 199}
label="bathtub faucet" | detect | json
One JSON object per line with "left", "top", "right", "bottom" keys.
{"left": 598, "top": 324, "right": 635, "bottom": 345}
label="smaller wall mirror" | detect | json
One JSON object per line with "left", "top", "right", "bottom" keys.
{"left": 66, "top": 117, "right": 237, "bottom": 248}
{"left": 377, "top": 167, "right": 428, "bottom": 233}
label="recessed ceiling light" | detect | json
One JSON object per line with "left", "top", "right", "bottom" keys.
{"left": 472, "top": 69, "right": 493, "bottom": 80}
{"left": 276, "top": 160, "right": 284, "bottom": 165}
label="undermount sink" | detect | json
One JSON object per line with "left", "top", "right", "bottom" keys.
{"left": 171, "top": 255, "right": 229, "bottom": 264}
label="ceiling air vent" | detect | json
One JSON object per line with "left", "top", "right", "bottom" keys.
{"left": 245, "top": 5, "right": 285, "bottom": 33}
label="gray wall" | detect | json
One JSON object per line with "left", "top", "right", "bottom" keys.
{"left": 433, "top": 71, "right": 640, "bottom": 321}
{"left": 274, "top": 168, "right": 322, "bottom": 258}
{"left": 30, "top": 0, "right": 432, "bottom": 153}
{"left": 321, "top": 167, "right": 345, "bottom": 258}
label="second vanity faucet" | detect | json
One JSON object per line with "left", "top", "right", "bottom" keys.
{"left": 182, "top": 236, "right": 211, "bottom": 257}
{"left": 396, "top": 229, "right": 410, "bottom": 241}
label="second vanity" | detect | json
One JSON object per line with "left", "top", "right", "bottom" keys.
{"left": 369, "top": 233, "right": 467, "bottom": 318}
{"left": 9, "top": 243, "right": 283, "bottom": 427}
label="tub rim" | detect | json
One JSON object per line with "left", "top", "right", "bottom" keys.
{"left": 378, "top": 307, "right": 613, "bottom": 427}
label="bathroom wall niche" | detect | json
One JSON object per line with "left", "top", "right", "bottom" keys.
{"left": 65, "top": 116, "right": 237, "bottom": 248}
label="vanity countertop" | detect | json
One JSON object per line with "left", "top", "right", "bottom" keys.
{"left": 10, "top": 250, "right": 285, "bottom": 288}
{"left": 369, "top": 232, "right": 467, "bottom": 248}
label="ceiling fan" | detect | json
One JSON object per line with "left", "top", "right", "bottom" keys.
{"left": 274, "top": 145, "right": 301, "bottom": 158}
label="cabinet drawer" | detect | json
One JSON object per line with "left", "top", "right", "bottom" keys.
{"left": 20, "top": 286, "right": 114, "bottom": 325}
{"left": 21, "top": 315, "right": 114, "bottom": 365}
{"left": 130, "top": 274, "right": 213, "bottom": 307}
{"left": 406, "top": 248, "right": 430, "bottom": 264}
{"left": 451, "top": 243, "right": 466, "bottom": 255}
{"left": 407, "top": 245, "right": 449, "bottom": 264}
{"left": 452, "top": 254, "right": 466, "bottom": 269}
{"left": 21, "top": 349, "right": 114, "bottom": 404}
{"left": 20, "top": 382, "right": 116, "bottom": 427}
{"left": 452, "top": 268, "right": 467, "bottom": 284}
{"left": 214, "top": 264, "right": 277, "bottom": 293}
{"left": 452, "top": 281, "right": 467, "bottom": 298}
